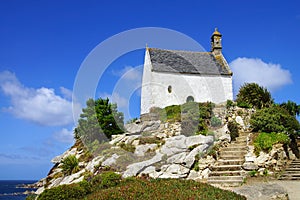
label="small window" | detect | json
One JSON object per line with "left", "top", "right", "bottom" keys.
{"left": 186, "top": 96, "right": 194, "bottom": 102}
{"left": 168, "top": 85, "right": 172, "bottom": 93}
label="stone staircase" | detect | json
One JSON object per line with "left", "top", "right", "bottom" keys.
{"left": 279, "top": 159, "right": 300, "bottom": 180}
{"left": 208, "top": 132, "right": 249, "bottom": 187}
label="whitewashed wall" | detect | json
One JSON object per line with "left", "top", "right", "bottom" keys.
{"left": 141, "top": 49, "right": 233, "bottom": 114}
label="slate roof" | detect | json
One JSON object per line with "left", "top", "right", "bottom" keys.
{"left": 148, "top": 48, "right": 232, "bottom": 75}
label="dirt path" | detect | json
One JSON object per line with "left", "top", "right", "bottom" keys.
{"left": 273, "top": 180, "right": 300, "bottom": 200}
{"left": 224, "top": 178, "right": 300, "bottom": 200}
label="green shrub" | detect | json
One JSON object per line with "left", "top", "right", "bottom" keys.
{"left": 254, "top": 132, "right": 290, "bottom": 155}
{"left": 248, "top": 170, "right": 257, "bottom": 177}
{"left": 26, "top": 194, "right": 37, "bottom": 200}
{"left": 250, "top": 106, "right": 300, "bottom": 134}
{"left": 91, "top": 171, "right": 122, "bottom": 189}
{"left": 61, "top": 155, "right": 80, "bottom": 175}
{"left": 153, "top": 102, "right": 214, "bottom": 136}
{"left": 207, "top": 144, "right": 220, "bottom": 159}
{"left": 228, "top": 121, "right": 239, "bottom": 141}
{"left": 119, "top": 143, "right": 136, "bottom": 153}
{"left": 139, "top": 136, "right": 162, "bottom": 145}
{"left": 237, "top": 101, "right": 251, "bottom": 108}
{"left": 211, "top": 116, "right": 222, "bottom": 127}
{"left": 236, "top": 83, "right": 274, "bottom": 109}
{"left": 226, "top": 99, "right": 234, "bottom": 109}
{"left": 37, "top": 180, "right": 91, "bottom": 200}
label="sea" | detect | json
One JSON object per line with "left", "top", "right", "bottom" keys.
{"left": 0, "top": 180, "right": 37, "bottom": 200}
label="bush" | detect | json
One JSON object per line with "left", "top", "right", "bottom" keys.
{"left": 119, "top": 143, "right": 136, "bottom": 153}
{"left": 228, "top": 121, "right": 239, "bottom": 141}
{"left": 248, "top": 170, "right": 257, "bottom": 177}
{"left": 250, "top": 106, "right": 300, "bottom": 134}
{"left": 91, "top": 171, "right": 122, "bottom": 189}
{"left": 61, "top": 155, "right": 80, "bottom": 175}
{"left": 211, "top": 116, "right": 222, "bottom": 127}
{"left": 139, "top": 136, "right": 163, "bottom": 145}
{"left": 226, "top": 99, "right": 234, "bottom": 109}
{"left": 253, "top": 132, "right": 290, "bottom": 155}
{"left": 236, "top": 83, "right": 273, "bottom": 109}
{"left": 157, "top": 102, "right": 214, "bottom": 136}
{"left": 26, "top": 194, "right": 37, "bottom": 200}
{"left": 37, "top": 180, "right": 91, "bottom": 200}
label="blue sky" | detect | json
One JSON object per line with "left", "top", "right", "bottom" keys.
{"left": 0, "top": 0, "right": 299, "bottom": 180}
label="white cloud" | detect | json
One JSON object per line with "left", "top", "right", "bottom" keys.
{"left": 53, "top": 128, "right": 74, "bottom": 143}
{"left": 230, "top": 57, "right": 292, "bottom": 95}
{"left": 100, "top": 92, "right": 128, "bottom": 109}
{"left": 60, "top": 87, "right": 73, "bottom": 100}
{"left": 112, "top": 66, "right": 142, "bottom": 81}
{"left": 0, "top": 71, "right": 74, "bottom": 126}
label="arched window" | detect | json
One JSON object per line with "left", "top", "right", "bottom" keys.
{"left": 168, "top": 85, "right": 172, "bottom": 93}
{"left": 186, "top": 96, "right": 194, "bottom": 102}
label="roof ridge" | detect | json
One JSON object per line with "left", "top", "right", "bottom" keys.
{"left": 148, "top": 47, "right": 209, "bottom": 54}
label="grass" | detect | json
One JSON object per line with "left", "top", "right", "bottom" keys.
{"left": 253, "top": 132, "right": 290, "bottom": 156}
{"left": 34, "top": 174, "right": 246, "bottom": 200}
{"left": 87, "top": 177, "right": 246, "bottom": 200}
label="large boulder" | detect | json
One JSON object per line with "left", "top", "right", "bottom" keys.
{"left": 167, "top": 152, "right": 188, "bottom": 164}
{"left": 85, "top": 156, "right": 105, "bottom": 173}
{"left": 159, "top": 164, "right": 190, "bottom": 179}
{"left": 134, "top": 144, "right": 158, "bottom": 157}
{"left": 102, "top": 154, "right": 120, "bottom": 167}
{"left": 160, "top": 135, "right": 187, "bottom": 156}
{"left": 160, "top": 135, "right": 213, "bottom": 157}
{"left": 184, "top": 144, "right": 210, "bottom": 168}
{"left": 58, "top": 169, "right": 85, "bottom": 186}
{"left": 185, "top": 135, "right": 214, "bottom": 148}
{"left": 125, "top": 120, "right": 161, "bottom": 134}
{"left": 235, "top": 116, "right": 245, "bottom": 129}
{"left": 123, "top": 152, "right": 163, "bottom": 178}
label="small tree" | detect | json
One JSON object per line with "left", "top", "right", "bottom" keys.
{"left": 75, "top": 98, "right": 124, "bottom": 143}
{"left": 236, "top": 83, "right": 273, "bottom": 109}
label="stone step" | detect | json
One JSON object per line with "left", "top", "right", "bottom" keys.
{"left": 284, "top": 168, "right": 300, "bottom": 171}
{"left": 215, "top": 159, "right": 244, "bottom": 165}
{"left": 211, "top": 165, "right": 242, "bottom": 171}
{"left": 209, "top": 170, "right": 242, "bottom": 176}
{"left": 231, "top": 141, "right": 247, "bottom": 145}
{"left": 236, "top": 136, "right": 247, "bottom": 140}
{"left": 219, "top": 155, "right": 245, "bottom": 160}
{"left": 284, "top": 170, "right": 300, "bottom": 174}
{"left": 279, "top": 176, "right": 300, "bottom": 180}
{"left": 226, "top": 145, "right": 247, "bottom": 149}
{"left": 281, "top": 174, "right": 300, "bottom": 178}
{"left": 288, "top": 164, "right": 300, "bottom": 167}
{"left": 207, "top": 179, "right": 244, "bottom": 187}
{"left": 221, "top": 147, "right": 247, "bottom": 151}
{"left": 220, "top": 151, "right": 247, "bottom": 156}
{"left": 208, "top": 176, "right": 243, "bottom": 181}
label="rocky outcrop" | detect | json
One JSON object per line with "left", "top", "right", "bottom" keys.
{"left": 35, "top": 119, "right": 215, "bottom": 194}
{"left": 34, "top": 104, "right": 299, "bottom": 197}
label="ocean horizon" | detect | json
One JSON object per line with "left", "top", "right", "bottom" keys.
{"left": 0, "top": 180, "right": 37, "bottom": 200}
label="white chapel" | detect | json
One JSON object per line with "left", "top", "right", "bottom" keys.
{"left": 141, "top": 29, "right": 233, "bottom": 114}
